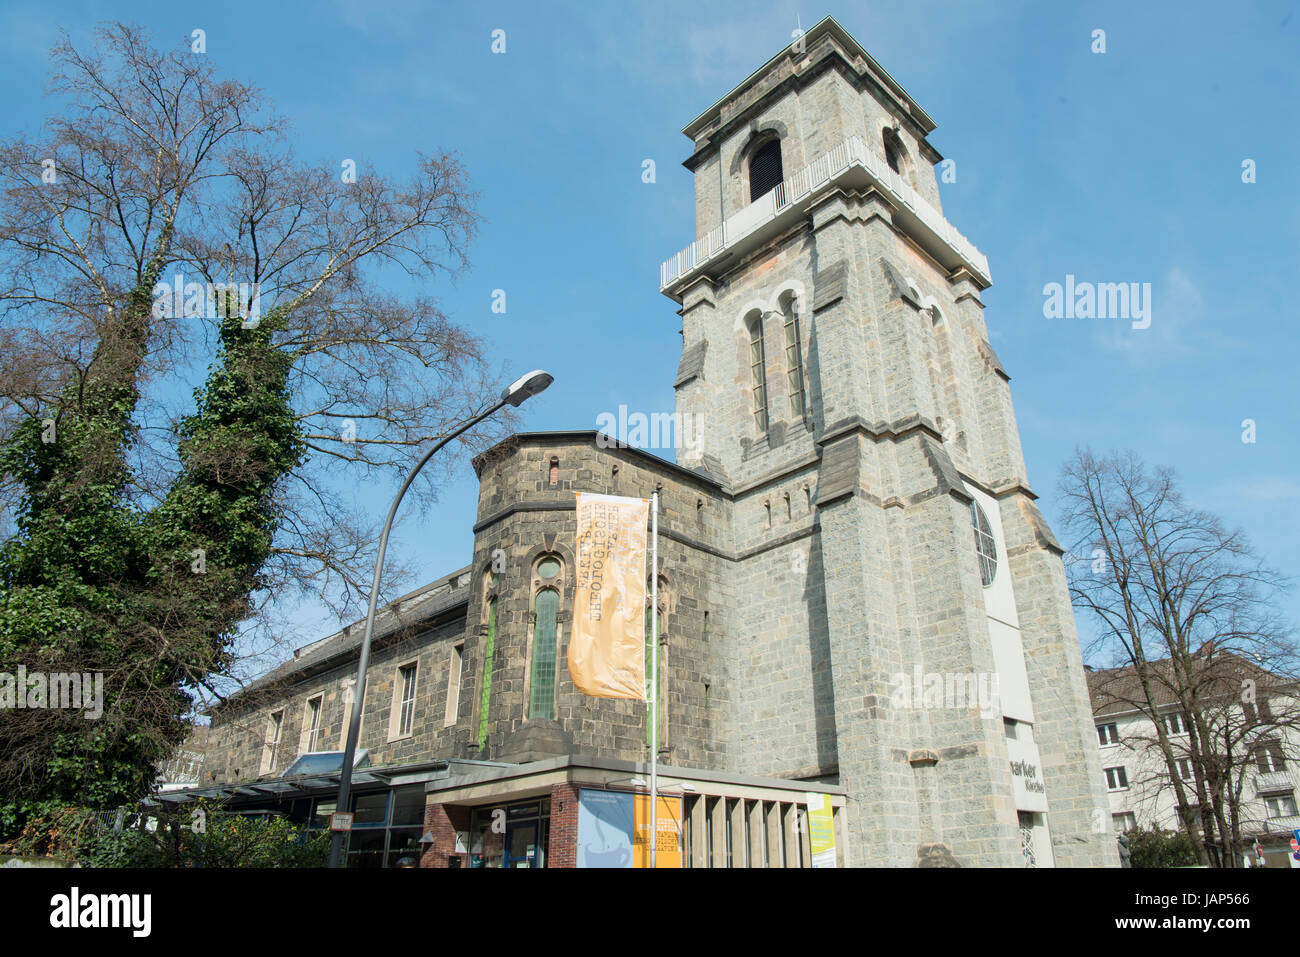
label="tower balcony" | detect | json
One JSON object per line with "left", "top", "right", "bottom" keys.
{"left": 659, "top": 134, "right": 991, "bottom": 296}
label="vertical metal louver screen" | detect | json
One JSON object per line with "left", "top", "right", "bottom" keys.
{"left": 749, "top": 139, "right": 784, "bottom": 201}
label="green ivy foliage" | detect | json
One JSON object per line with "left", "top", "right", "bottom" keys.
{"left": 0, "top": 287, "right": 305, "bottom": 837}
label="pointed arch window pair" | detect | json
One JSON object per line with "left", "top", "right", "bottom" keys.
{"left": 748, "top": 295, "right": 807, "bottom": 436}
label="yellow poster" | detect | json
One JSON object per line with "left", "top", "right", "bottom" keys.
{"left": 569, "top": 492, "right": 648, "bottom": 699}
{"left": 633, "top": 794, "right": 682, "bottom": 868}
{"left": 808, "top": 793, "right": 837, "bottom": 868}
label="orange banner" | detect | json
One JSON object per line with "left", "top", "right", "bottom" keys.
{"left": 569, "top": 492, "right": 647, "bottom": 699}
{"left": 633, "top": 794, "right": 683, "bottom": 868}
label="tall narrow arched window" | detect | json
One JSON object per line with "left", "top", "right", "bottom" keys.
{"left": 782, "top": 296, "right": 806, "bottom": 420}
{"left": 970, "top": 502, "right": 998, "bottom": 587}
{"left": 548, "top": 457, "right": 559, "bottom": 486}
{"left": 477, "top": 595, "right": 497, "bottom": 748}
{"left": 529, "top": 587, "right": 559, "bottom": 719}
{"left": 748, "top": 315, "right": 769, "bottom": 434}
{"left": 749, "top": 138, "right": 783, "bottom": 202}
{"left": 884, "top": 135, "right": 901, "bottom": 174}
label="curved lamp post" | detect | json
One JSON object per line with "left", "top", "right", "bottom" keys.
{"left": 328, "top": 369, "right": 553, "bottom": 868}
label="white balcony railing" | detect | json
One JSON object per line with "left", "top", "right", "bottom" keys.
{"left": 660, "top": 135, "right": 991, "bottom": 291}
{"left": 1262, "top": 813, "right": 1300, "bottom": 834}
{"left": 1255, "top": 769, "right": 1295, "bottom": 795}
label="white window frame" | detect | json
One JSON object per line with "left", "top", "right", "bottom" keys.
{"left": 1104, "top": 766, "right": 1129, "bottom": 791}
{"left": 389, "top": 659, "right": 419, "bottom": 741}
{"left": 1112, "top": 812, "right": 1136, "bottom": 833}
{"left": 1265, "top": 794, "right": 1297, "bottom": 819}
{"left": 261, "top": 709, "right": 284, "bottom": 774}
{"left": 300, "top": 695, "right": 323, "bottom": 755}
{"left": 1163, "top": 712, "right": 1187, "bottom": 736}
{"left": 445, "top": 643, "right": 464, "bottom": 727}
{"left": 1097, "top": 723, "right": 1119, "bottom": 747}
{"left": 1175, "top": 757, "right": 1194, "bottom": 781}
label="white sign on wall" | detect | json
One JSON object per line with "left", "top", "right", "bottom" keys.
{"left": 1006, "top": 726, "right": 1049, "bottom": 813}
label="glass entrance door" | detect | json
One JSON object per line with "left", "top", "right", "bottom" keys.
{"left": 504, "top": 821, "right": 539, "bottom": 868}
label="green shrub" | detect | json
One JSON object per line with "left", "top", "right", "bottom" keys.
{"left": 1127, "top": 826, "right": 1199, "bottom": 868}
{"left": 6, "top": 799, "right": 328, "bottom": 867}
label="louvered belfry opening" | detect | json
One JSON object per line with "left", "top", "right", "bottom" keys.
{"left": 748, "top": 138, "right": 784, "bottom": 202}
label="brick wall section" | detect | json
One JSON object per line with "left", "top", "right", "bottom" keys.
{"left": 420, "top": 802, "right": 470, "bottom": 868}
{"left": 549, "top": 783, "right": 580, "bottom": 868}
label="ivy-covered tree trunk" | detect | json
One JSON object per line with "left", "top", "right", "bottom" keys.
{"left": 144, "top": 309, "right": 305, "bottom": 691}
{"left": 0, "top": 269, "right": 167, "bottom": 814}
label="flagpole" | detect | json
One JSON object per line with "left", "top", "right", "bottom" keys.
{"left": 650, "top": 490, "right": 659, "bottom": 869}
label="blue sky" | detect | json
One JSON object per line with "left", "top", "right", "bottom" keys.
{"left": 2, "top": 0, "right": 1297, "bottom": 663}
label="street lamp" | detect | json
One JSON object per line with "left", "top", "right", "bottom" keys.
{"left": 328, "top": 370, "right": 553, "bottom": 868}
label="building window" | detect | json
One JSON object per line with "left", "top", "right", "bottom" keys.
{"left": 782, "top": 297, "right": 805, "bottom": 420}
{"left": 1104, "top": 766, "right": 1128, "bottom": 791}
{"left": 749, "top": 315, "right": 769, "bottom": 434}
{"left": 304, "top": 696, "right": 322, "bottom": 753}
{"left": 537, "top": 556, "right": 561, "bottom": 580}
{"left": 1255, "top": 740, "right": 1286, "bottom": 773}
{"left": 882, "top": 128, "right": 909, "bottom": 181}
{"left": 261, "top": 710, "right": 284, "bottom": 774}
{"left": 391, "top": 662, "right": 417, "bottom": 738}
{"left": 970, "top": 501, "right": 997, "bottom": 586}
{"left": 1244, "top": 697, "right": 1273, "bottom": 724}
{"left": 445, "top": 643, "right": 463, "bottom": 727}
{"left": 1112, "top": 812, "right": 1136, "bottom": 833}
{"left": 1265, "top": 794, "right": 1298, "bottom": 818}
{"left": 1097, "top": 723, "right": 1119, "bottom": 746}
{"left": 478, "top": 596, "right": 497, "bottom": 749}
{"left": 748, "top": 137, "right": 783, "bottom": 202}
{"left": 548, "top": 457, "right": 559, "bottom": 487}
{"left": 1175, "top": 757, "right": 1194, "bottom": 781}
{"left": 884, "top": 136, "right": 901, "bottom": 174}
{"left": 1018, "top": 811, "right": 1037, "bottom": 868}
{"left": 529, "top": 588, "right": 559, "bottom": 719}
{"left": 1162, "top": 712, "right": 1188, "bottom": 736}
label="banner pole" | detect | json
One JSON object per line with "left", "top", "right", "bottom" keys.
{"left": 650, "top": 490, "right": 659, "bottom": 869}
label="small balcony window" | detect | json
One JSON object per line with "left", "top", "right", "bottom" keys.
{"left": 749, "top": 138, "right": 783, "bottom": 202}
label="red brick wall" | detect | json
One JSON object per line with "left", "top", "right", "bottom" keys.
{"left": 549, "top": 783, "right": 580, "bottom": 869}
{"left": 420, "top": 802, "right": 471, "bottom": 868}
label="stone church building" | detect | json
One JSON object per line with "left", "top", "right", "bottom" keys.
{"left": 183, "top": 17, "right": 1115, "bottom": 868}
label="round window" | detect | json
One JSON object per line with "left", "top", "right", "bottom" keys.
{"left": 537, "top": 557, "right": 561, "bottom": 580}
{"left": 970, "top": 501, "right": 997, "bottom": 587}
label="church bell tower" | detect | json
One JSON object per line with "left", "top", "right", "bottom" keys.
{"left": 659, "top": 16, "right": 1115, "bottom": 867}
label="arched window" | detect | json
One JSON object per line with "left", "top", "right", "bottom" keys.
{"left": 781, "top": 295, "right": 806, "bottom": 420}
{"left": 548, "top": 457, "right": 559, "bottom": 487}
{"left": 748, "top": 314, "right": 769, "bottom": 434}
{"left": 883, "top": 128, "right": 912, "bottom": 184}
{"left": 749, "top": 138, "right": 784, "bottom": 202}
{"left": 477, "top": 595, "right": 497, "bottom": 748}
{"left": 529, "top": 588, "right": 559, "bottom": 719}
{"left": 884, "top": 135, "right": 901, "bottom": 174}
{"left": 970, "top": 501, "right": 998, "bottom": 587}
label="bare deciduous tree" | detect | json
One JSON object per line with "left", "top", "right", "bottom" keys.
{"left": 1060, "top": 448, "right": 1297, "bottom": 866}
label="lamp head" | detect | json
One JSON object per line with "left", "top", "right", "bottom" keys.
{"left": 502, "top": 369, "right": 553, "bottom": 407}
